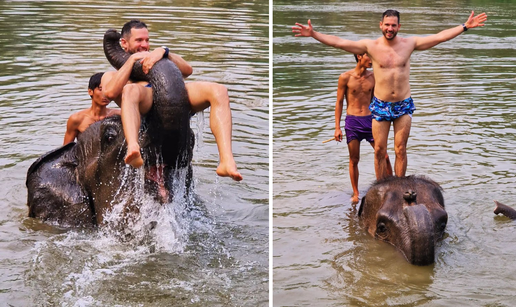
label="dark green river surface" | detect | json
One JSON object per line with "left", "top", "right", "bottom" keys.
{"left": 274, "top": 0, "right": 516, "bottom": 306}
{"left": 0, "top": 0, "right": 269, "bottom": 306}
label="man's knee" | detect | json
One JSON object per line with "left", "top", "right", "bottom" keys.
{"left": 374, "top": 142, "right": 387, "bottom": 157}
{"left": 121, "top": 84, "right": 153, "bottom": 114}
{"left": 122, "top": 84, "right": 140, "bottom": 99}
{"left": 211, "top": 83, "right": 229, "bottom": 105}
{"left": 394, "top": 144, "right": 407, "bottom": 157}
{"left": 349, "top": 156, "right": 360, "bottom": 166}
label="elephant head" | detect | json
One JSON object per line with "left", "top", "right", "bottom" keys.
{"left": 27, "top": 117, "right": 137, "bottom": 226}
{"left": 358, "top": 175, "right": 448, "bottom": 266}
{"left": 26, "top": 30, "right": 194, "bottom": 227}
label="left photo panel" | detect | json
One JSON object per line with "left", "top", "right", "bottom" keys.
{"left": 0, "top": 0, "right": 269, "bottom": 305}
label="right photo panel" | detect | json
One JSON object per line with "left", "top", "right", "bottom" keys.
{"left": 273, "top": 0, "right": 516, "bottom": 305}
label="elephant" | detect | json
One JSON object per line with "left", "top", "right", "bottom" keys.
{"left": 493, "top": 201, "right": 516, "bottom": 220}
{"left": 26, "top": 29, "right": 194, "bottom": 227}
{"left": 358, "top": 175, "right": 448, "bottom": 266}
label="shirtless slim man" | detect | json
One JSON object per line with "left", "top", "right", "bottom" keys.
{"left": 294, "top": 10, "right": 487, "bottom": 180}
{"left": 63, "top": 72, "right": 120, "bottom": 145}
{"left": 335, "top": 53, "right": 392, "bottom": 203}
{"left": 102, "top": 20, "right": 242, "bottom": 181}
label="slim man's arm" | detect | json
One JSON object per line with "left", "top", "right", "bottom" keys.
{"left": 334, "top": 73, "right": 348, "bottom": 142}
{"left": 63, "top": 114, "right": 80, "bottom": 145}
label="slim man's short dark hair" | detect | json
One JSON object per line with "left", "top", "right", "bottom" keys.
{"left": 88, "top": 72, "right": 104, "bottom": 92}
{"left": 354, "top": 53, "right": 366, "bottom": 63}
{"left": 121, "top": 19, "right": 148, "bottom": 39}
{"left": 382, "top": 9, "right": 400, "bottom": 23}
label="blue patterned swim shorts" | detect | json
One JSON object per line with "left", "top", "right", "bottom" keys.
{"left": 369, "top": 96, "right": 416, "bottom": 121}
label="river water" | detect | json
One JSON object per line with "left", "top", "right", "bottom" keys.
{"left": 273, "top": 0, "right": 516, "bottom": 306}
{"left": 0, "top": 0, "right": 269, "bottom": 306}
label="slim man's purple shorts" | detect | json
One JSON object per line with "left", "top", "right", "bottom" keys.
{"left": 344, "top": 114, "right": 374, "bottom": 144}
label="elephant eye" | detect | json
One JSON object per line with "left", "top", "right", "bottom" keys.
{"left": 377, "top": 222, "right": 387, "bottom": 233}
{"left": 103, "top": 126, "right": 118, "bottom": 144}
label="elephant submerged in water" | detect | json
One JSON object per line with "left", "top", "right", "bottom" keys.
{"left": 358, "top": 175, "right": 448, "bottom": 266}
{"left": 26, "top": 29, "right": 194, "bottom": 227}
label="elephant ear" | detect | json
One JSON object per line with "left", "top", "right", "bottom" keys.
{"left": 26, "top": 142, "right": 94, "bottom": 227}
{"left": 26, "top": 142, "right": 76, "bottom": 181}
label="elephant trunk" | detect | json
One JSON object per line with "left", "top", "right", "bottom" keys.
{"left": 103, "top": 30, "right": 127, "bottom": 74}
{"left": 494, "top": 201, "right": 516, "bottom": 220}
{"left": 103, "top": 29, "right": 190, "bottom": 134}
{"left": 401, "top": 204, "right": 436, "bottom": 266}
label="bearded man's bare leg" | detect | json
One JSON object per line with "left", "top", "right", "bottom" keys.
{"left": 370, "top": 141, "right": 394, "bottom": 178}
{"left": 372, "top": 119, "right": 391, "bottom": 180}
{"left": 120, "top": 84, "right": 153, "bottom": 168}
{"left": 385, "top": 153, "right": 393, "bottom": 176}
{"left": 186, "top": 81, "right": 242, "bottom": 181}
{"left": 392, "top": 115, "right": 412, "bottom": 177}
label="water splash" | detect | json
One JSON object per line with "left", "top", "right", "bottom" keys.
{"left": 194, "top": 110, "right": 205, "bottom": 150}
{"left": 98, "top": 151, "right": 193, "bottom": 254}
{"left": 26, "top": 151, "right": 200, "bottom": 305}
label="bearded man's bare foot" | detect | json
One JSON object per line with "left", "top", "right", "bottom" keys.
{"left": 351, "top": 194, "right": 359, "bottom": 204}
{"left": 216, "top": 161, "right": 243, "bottom": 181}
{"left": 125, "top": 147, "right": 144, "bottom": 168}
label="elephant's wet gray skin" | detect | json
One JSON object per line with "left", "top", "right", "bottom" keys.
{"left": 26, "top": 29, "right": 194, "bottom": 227}
{"left": 493, "top": 201, "right": 516, "bottom": 220}
{"left": 358, "top": 175, "right": 448, "bottom": 266}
